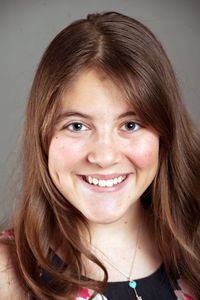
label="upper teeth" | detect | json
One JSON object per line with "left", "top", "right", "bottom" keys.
{"left": 86, "top": 176, "right": 126, "bottom": 187}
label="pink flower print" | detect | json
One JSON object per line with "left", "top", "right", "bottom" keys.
{"left": 174, "top": 279, "right": 196, "bottom": 300}
{"left": 1, "top": 228, "right": 15, "bottom": 239}
{"left": 76, "top": 288, "right": 108, "bottom": 300}
{"left": 76, "top": 288, "right": 90, "bottom": 299}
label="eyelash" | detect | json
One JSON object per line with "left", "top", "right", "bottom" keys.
{"left": 63, "top": 121, "right": 141, "bottom": 133}
{"left": 121, "top": 121, "right": 141, "bottom": 132}
{"left": 64, "top": 122, "right": 88, "bottom": 132}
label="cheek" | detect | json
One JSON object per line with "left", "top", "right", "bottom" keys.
{"left": 138, "top": 148, "right": 158, "bottom": 168}
{"left": 127, "top": 136, "right": 159, "bottom": 169}
{"left": 48, "top": 136, "right": 83, "bottom": 172}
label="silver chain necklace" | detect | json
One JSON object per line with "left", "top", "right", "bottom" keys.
{"left": 91, "top": 221, "right": 143, "bottom": 300}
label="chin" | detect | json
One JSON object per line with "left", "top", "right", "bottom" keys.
{"left": 84, "top": 211, "right": 124, "bottom": 225}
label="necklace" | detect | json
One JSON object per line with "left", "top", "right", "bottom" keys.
{"left": 91, "top": 221, "right": 143, "bottom": 300}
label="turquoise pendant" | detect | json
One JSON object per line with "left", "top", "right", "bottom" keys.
{"left": 129, "top": 280, "right": 143, "bottom": 300}
{"left": 129, "top": 280, "right": 137, "bottom": 289}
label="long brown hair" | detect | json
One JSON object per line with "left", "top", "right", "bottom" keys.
{"left": 4, "top": 11, "right": 200, "bottom": 299}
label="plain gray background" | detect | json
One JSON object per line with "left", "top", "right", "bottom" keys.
{"left": 0, "top": 0, "right": 199, "bottom": 224}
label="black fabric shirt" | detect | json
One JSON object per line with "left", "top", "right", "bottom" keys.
{"left": 103, "top": 265, "right": 177, "bottom": 300}
{"left": 39, "top": 252, "right": 178, "bottom": 299}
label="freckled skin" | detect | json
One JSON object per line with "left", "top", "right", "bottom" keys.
{"left": 48, "top": 70, "right": 159, "bottom": 224}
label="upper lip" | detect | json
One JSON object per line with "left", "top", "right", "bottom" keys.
{"left": 79, "top": 173, "right": 130, "bottom": 180}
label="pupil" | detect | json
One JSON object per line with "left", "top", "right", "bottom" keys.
{"left": 126, "top": 122, "right": 135, "bottom": 130}
{"left": 74, "top": 123, "right": 82, "bottom": 130}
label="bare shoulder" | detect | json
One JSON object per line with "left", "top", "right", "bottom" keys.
{"left": 0, "top": 239, "right": 27, "bottom": 299}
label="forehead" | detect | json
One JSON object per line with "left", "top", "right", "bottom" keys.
{"left": 60, "top": 69, "right": 133, "bottom": 114}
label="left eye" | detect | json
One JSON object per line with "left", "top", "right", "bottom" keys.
{"left": 121, "top": 121, "right": 141, "bottom": 132}
{"left": 65, "top": 122, "right": 88, "bottom": 132}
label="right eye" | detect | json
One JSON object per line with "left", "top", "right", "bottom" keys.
{"left": 121, "top": 121, "right": 141, "bottom": 132}
{"left": 64, "top": 122, "right": 88, "bottom": 132}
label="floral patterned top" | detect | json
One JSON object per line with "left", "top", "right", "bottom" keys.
{"left": 1, "top": 229, "right": 196, "bottom": 300}
{"left": 76, "top": 281, "right": 196, "bottom": 300}
{"left": 75, "top": 269, "right": 196, "bottom": 300}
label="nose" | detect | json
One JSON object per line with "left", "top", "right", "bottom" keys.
{"left": 87, "top": 135, "right": 121, "bottom": 168}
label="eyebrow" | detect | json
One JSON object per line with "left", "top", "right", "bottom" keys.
{"left": 57, "top": 111, "right": 136, "bottom": 122}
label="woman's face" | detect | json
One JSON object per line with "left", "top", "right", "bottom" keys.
{"left": 48, "top": 69, "right": 159, "bottom": 224}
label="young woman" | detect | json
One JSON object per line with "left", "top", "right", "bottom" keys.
{"left": 0, "top": 11, "right": 199, "bottom": 300}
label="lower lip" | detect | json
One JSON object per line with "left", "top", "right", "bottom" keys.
{"left": 77, "top": 175, "right": 131, "bottom": 193}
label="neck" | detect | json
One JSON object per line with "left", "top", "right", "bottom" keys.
{"left": 88, "top": 201, "right": 144, "bottom": 249}
{"left": 83, "top": 203, "right": 161, "bottom": 282}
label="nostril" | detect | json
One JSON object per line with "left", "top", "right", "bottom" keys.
{"left": 87, "top": 147, "right": 121, "bottom": 168}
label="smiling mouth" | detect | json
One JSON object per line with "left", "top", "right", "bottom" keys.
{"left": 82, "top": 175, "right": 127, "bottom": 187}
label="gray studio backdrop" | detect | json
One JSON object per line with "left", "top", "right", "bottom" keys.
{"left": 0, "top": 0, "right": 199, "bottom": 224}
